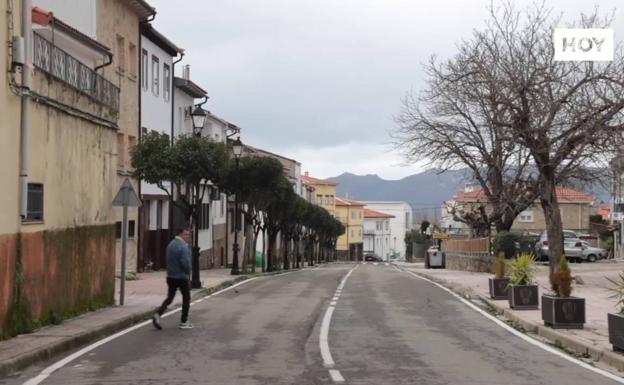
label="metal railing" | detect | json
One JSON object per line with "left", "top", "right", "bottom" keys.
{"left": 33, "top": 31, "right": 119, "bottom": 113}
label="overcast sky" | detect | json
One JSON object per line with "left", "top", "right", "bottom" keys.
{"left": 149, "top": 0, "right": 623, "bottom": 180}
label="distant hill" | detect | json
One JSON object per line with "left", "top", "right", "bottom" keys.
{"left": 329, "top": 169, "right": 470, "bottom": 224}
{"left": 329, "top": 169, "right": 610, "bottom": 224}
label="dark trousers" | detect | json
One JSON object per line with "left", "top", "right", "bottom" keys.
{"left": 157, "top": 277, "right": 190, "bottom": 323}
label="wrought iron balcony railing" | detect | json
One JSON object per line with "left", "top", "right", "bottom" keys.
{"left": 33, "top": 31, "right": 119, "bottom": 113}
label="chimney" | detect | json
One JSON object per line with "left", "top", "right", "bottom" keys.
{"left": 183, "top": 64, "right": 190, "bottom": 80}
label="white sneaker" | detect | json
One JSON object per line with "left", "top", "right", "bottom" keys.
{"left": 179, "top": 322, "right": 194, "bottom": 329}
{"left": 152, "top": 314, "right": 162, "bottom": 330}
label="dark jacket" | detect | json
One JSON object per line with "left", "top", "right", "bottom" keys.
{"left": 166, "top": 237, "right": 191, "bottom": 280}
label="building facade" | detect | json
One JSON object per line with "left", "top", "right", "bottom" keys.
{"left": 335, "top": 197, "right": 364, "bottom": 261}
{"left": 301, "top": 173, "right": 337, "bottom": 216}
{"left": 1, "top": 0, "right": 132, "bottom": 337}
{"left": 138, "top": 23, "right": 182, "bottom": 272}
{"left": 363, "top": 208, "right": 394, "bottom": 261}
{"left": 361, "top": 201, "right": 413, "bottom": 259}
{"left": 450, "top": 186, "right": 594, "bottom": 234}
{"left": 96, "top": 0, "right": 155, "bottom": 274}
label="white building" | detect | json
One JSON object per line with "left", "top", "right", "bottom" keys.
{"left": 363, "top": 208, "right": 394, "bottom": 261}
{"left": 138, "top": 24, "right": 183, "bottom": 271}
{"left": 361, "top": 201, "right": 413, "bottom": 259}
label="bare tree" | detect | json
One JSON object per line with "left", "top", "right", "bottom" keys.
{"left": 394, "top": 10, "right": 538, "bottom": 236}
{"left": 397, "top": 2, "right": 624, "bottom": 272}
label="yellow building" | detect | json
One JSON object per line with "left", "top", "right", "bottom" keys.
{"left": 0, "top": 1, "right": 150, "bottom": 337}
{"left": 335, "top": 197, "right": 365, "bottom": 261}
{"left": 301, "top": 173, "right": 337, "bottom": 216}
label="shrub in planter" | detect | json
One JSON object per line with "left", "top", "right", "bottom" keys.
{"left": 606, "top": 272, "right": 624, "bottom": 351}
{"left": 542, "top": 256, "right": 585, "bottom": 329}
{"left": 489, "top": 253, "right": 509, "bottom": 300}
{"left": 508, "top": 253, "right": 539, "bottom": 310}
{"left": 493, "top": 231, "right": 520, "bottom": 259}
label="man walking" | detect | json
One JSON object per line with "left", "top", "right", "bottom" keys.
{"left": 152, "top": 225, "right": 194, "bottom": 330}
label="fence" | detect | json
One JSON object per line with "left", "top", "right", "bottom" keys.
{"left": 33, "top": 31, "right": 120, "bottom": 113}
{"left": 441, "top": 237, "right": 490, "bottom": 253}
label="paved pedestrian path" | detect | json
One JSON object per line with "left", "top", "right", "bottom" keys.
{"left": 0, "top": 269, "right": 238, "bottom": 376}
{"left": 396, "top": 260, "right": 624, "bottom": 371}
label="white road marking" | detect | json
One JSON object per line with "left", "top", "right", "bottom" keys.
{"left": 399, "top": 268, "right": 624, "bottom": 384}
{"left": 332, "top": 296, "right": 340, "bottom": 301}
{"left": 385, "top": 262, "right": 389, "bottom": 266}
{"left": 22, "top": 278, "right": 259, "bottom": 385}
{"left": 320, "top": 265, "right": 358, "bottom": 382}
{"left": 373, "top": 262, "right": 378, "bottom": 265}
{"left": 329, "top": 369, "right": 345, "bottom": 382}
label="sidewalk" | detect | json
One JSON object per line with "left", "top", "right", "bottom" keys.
{"left": 396, "top": 261, "right": 624, "bottom": 371}
{"left": 0, "top": 269, "right": 244, "bottom": 376}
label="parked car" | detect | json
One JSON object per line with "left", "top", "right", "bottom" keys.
{"left": 535, "top": 230, "right": 583, "bottom": 261}
{"left": 364, "top": 253, "right": 382, "bottom": 262}
{"left": 580, "top": 241, "right": 606, "bottom": 262}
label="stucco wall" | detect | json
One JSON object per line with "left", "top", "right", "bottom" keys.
{"left": 0, "top": 0, "right": 21, "bottom": 236}
{"left": 511, "top": 202, "right": 592, "bottom": 232}
{"left": 97, "top": 0, "right": 141, "bottom": 274}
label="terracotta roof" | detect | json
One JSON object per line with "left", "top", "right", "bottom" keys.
{"left": 244, "top": 145, "right": 299, "bottom": 165}
{"left": 301, "top": 175, "right": 337, "bottom": 186}
{"left": 32, "top": 7, "right": 112, "bottom": 55}
{"left": 335, "top": 197, "right": 365, "bottom": 207}
{"left": 455, "top": 186, "right": 594, "bottom": 203}
{"left": 363, "top": 208, "right": 394, "bottom": 218}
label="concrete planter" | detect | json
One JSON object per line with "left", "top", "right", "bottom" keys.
{"left": 508, "top": 284, "right": 539, "bottom": 310}
{"left": 608, "top": 313, "right": 624, "bottom": 351}
{"left": 488, "top": 277, "right": 509, "bottom": 300}
{"left": 541, "top": 295, "right": 585, "bottom": 329}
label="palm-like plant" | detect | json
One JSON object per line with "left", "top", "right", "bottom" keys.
{"left": 508, "top": 253, "right": 536, "bottom": 285}
{"left": 606, "top": 273, "right": 624, "bottom": 314}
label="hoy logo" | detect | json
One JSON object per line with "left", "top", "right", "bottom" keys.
{"left": 554, "top": 28, "right": 614, "bottom": 61}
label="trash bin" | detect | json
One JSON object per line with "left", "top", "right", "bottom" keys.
{"left": 427, "top": 247, "right": 445, "bottom": 268}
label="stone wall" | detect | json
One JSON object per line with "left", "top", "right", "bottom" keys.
{"left": 445, "top": 252, "right": 496, "bottom": 274}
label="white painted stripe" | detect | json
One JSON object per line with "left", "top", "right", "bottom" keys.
{"left": 319, "top": 265, "right": 357, "bottom": 373}
{"left": 401, "top": 269, "right": 624, "bottom": 384}
{"left": 330, "top": 301, "right": 337, "bottom": 306}
{"left": 373, "top": 262, "right": 378, "bottom": 265}
{"left": 385, "top": 262, "right": 389, "bottom": 266}
{"left": 332, "top": 296, "right": 339, "bottom": 301}
{"left": 329, "top": 369, "right": 345, "bottom": 382}
{"left": 319, "top": 306, "right": 336, "bottom": 368}
{"left": 22, "top": 278, "right": 259, "bottom": 385}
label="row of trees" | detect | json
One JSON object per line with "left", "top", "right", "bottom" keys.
{"left": 132, "top": 132, "right": 344, "bottom": 274}
{"left": 394, "top": 2, "right": 624, "bottom": 272}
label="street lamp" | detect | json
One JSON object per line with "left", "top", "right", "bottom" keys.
{"left": 189, "top": 105, "right": 207, "bottom": 288}
{"left": 231, "top": 137, "right": 243, "bottom": 275}
{"left": 190, "top": 106, "right": 207, "bottom": 136}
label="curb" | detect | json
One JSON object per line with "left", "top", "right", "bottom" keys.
{"left": 404, "top": 268, "right": 624, "bottom": 372}
{"left": 0, "top": 270, "right": 292, "bottom": 377}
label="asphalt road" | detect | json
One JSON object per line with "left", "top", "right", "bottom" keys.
{"left": 4, "top": 263, "right": 622, "bottom": 385}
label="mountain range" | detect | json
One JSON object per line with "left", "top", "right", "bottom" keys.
{"left": 329, "top": 169, "right": 611, "bottom": 224}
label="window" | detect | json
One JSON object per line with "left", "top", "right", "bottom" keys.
{"left": 359, "top": 229, "right": 362, "bottom": 237}
{"left": 127, "top": 136, "right": 136, "bottom": 167}
{"left": 359, "top": 210, "right": 362, "bottom": 219}
{"left": 376, "top": 221, "right": 382, "bottom": 231}
{"left": 128, "top": 43, "right": 137, "bottom": 78}
{"left": 117, "top": 133, "right": 125, "bottom": 168}
{"left": 518, "top": 209, "right": 534, "bottom": 223}
{"left": 198, "top": 203, "right": 210, "bottom": 230}
{"left": 141, "top": 49, "right": 148, "bottom": 89}
{"left": 350, "top": 229, "right": 354, "bottom": 237}
{"left": 116, "top": 35, "right": 125, "bottom": 72}
{"left": 26, "top": 183, "right": 43, "bottom": 221}
{"left": 151, "top": 55, "right": 159, "bottom": 96}
{"left": 385, "top": 221, "right": 389, "bottom": 231}
{"left": 220, "top": 196, "right": 225, "bottom": 217}
{"left": 163, "top": 63, "right": 171, "bottom": 101}
{"left": 316, "top": 194, "right": 323, "bottom": 204}
{"left": 115, "top": 220, "right": 136, "bottom": 239}
{"left": 128, "top": 220, "right": 136, "bottom": 238}
{"left": 405, "top": 212, "right": 410, "bottom": 228}
{"left": 351, "top": 211, "right": 355, "bottom": 220}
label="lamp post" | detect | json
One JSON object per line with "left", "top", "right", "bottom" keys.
{"left": 189, "top": 106, "right": 207, "bottom": 288}
{"left": 231, "top": 137, "right": 243, "bottom": 275}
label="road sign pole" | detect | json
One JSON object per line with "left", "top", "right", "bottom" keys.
{"left": 120, "top": 203, "right": 128, "bottom": 305}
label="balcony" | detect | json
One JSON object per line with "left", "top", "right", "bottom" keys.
{"left": 33, "top": 31, "right": 119, "bottom": 113}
